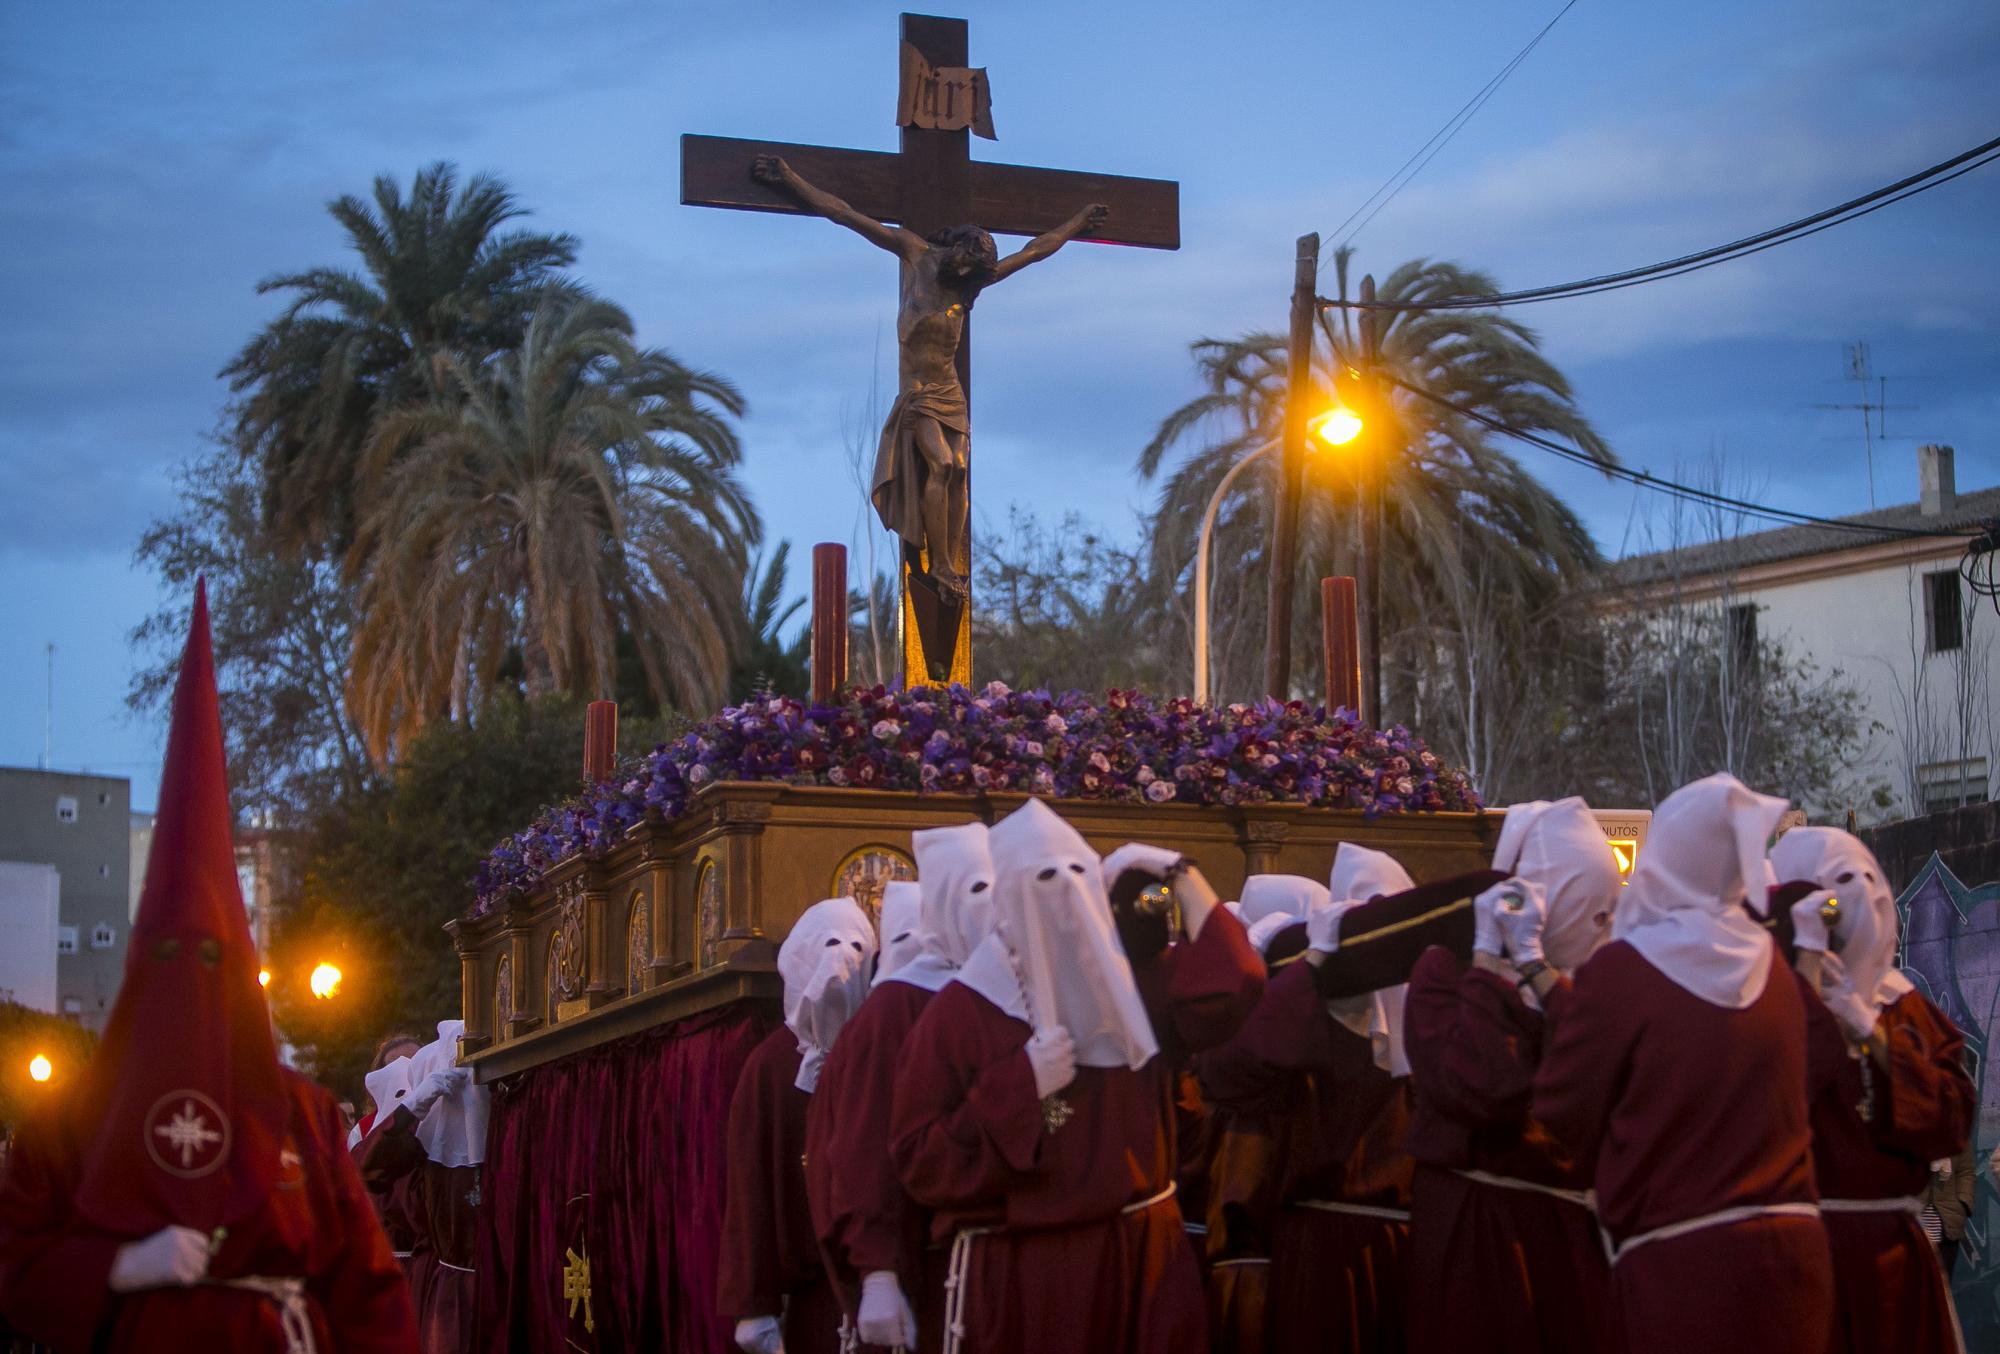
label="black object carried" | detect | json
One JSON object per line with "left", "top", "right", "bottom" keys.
{"left": 1268, "top": 868, "right": 1511, "bottom": 997}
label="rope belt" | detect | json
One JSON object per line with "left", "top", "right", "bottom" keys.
{"left": 1607, "top": 1202, "right": 1822, "bottom": 1266}
{"left": 941, "top": 1183, "right": 1179, "bottom": 1354}
{"left": 210, "top": 1276, "right": 315, "bottom": 1354}
{"left": 390, "top": 1250, "right": 413, "bottom": 1261}
{"left": 1209, "top": 1257, "right": 1271, "bottom": 1269}
{"left": 1818, "top": 1195, "right": 1922, "bottom": 1214}
{"left": 434, "top": 1259, "right": 476, "bottom": 1273}
{"left": 1452, "top": 1168, "right": 1596, "bottom": 1211}
{"left": 1295, "top": 1199, "right": 1411, "bottom": 1224}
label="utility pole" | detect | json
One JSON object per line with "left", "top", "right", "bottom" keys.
{"left": 1265, "top": 232, "right": 1319, "bottom": 699}
{"left": 1356, "top": 274, "right": 1384, "bottom": 727}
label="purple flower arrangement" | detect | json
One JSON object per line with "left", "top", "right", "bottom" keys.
{"left": 468, "top": 683, "right": 1478, "bottom": 916}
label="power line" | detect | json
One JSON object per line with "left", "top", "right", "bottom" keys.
{"left": 1324, "top": 133, "right": 2000, "bottom": 311}
{"left": 1322, "top": 1, "right": 1580, "bottom": 258}
{"left": 1389, "top": 374, "right": 1986, "bottom": 541}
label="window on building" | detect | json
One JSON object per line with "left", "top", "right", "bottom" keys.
{"left": 55, "top": 796, "right": 78, "bottom": 824}
{"left": 57, "top": 926, "right": 79, "bottom": 955}
{"left": 90, "top": 923, "right": 116, "bottom": 950}
{"left": 1725, "top": 603, "right": 1759, "bottom": 673}
{"left": 1925, "top": 570, "right": 1964, "bottom": 653}
{"left": 1919, "top": 758, "right": 1989, "bottom": 814}
{"left": 62, "top": 997, "right": 83, "bottom": 1020}
{"left": 96, "top": 790, "right": 110, "bottom": 806}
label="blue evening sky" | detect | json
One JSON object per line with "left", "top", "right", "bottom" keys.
{"left": 4, "top": 1, "right": 1997, "bottom": 809}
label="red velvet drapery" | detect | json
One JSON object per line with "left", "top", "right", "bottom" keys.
{"left": 479, "top": 1001, "right": 778, "bottom": 1352}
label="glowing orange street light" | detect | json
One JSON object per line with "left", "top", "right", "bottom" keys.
{"left": 1308, "top": 403, "right": 1365, "bottom": 447}
{"left": 258, "top": 968, "right": 272, "bottom": 988}
{"left": 28, "top": 1054, "right": 53, "bottom": 1083}
{"left": 309, "top": 962, "right": 343, "bottom": 1000}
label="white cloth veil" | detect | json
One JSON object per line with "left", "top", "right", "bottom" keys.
{"left": 1613, "top": 773, "right": 1787, "bottom": 1009}
{"left": 1769, "top": 827, "right": 1913, "bottom": 1010}
{"left": 956, "top": 798, "right": 1158, "bottom": 1070}
{"left": 1494, "top": 798, "right": 1622, "bottom": 972}
{"left": 408, "top": 1020, "right": 489, "bottom": 1169}
{"left": 892, "top": 821, "right": 996, "bottom": 993}
{"left": 1324, "top": 843, "right": 1415, "bottom": 1077}
{"left": 778, "top": 897, "right": 877, "bottom": 1091}
{"left": 875, "top": 881, "right": 925, "bottom": 985}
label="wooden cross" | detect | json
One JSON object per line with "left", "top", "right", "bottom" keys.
{"left": 681, "top": 12, "right": 1179, "bottom": 684}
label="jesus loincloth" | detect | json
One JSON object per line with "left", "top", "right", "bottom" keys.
{"left": 872, "top": 378, "right": 969, "bottom": 563}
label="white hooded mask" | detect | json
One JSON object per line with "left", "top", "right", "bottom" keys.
{"left": 1324, "top": 843, "right": 1415, "bottom": 1078}
{"left": 349, "top": 1054, "right": 414, "bottom": 1149}
{"left": 1769, "top": 827, "right": 1913, "bottom": 1011}
{"left": 875, "top": 881, "right": 926, "bottom": 986}
{"left": 893, "top": 821, "right": 997, "bottom": 995}
{"left": 1613, "top": 773, "right": 1787, "bottom": 1009}
{"left": 407, "top": 1020, "right": 489, "bottom": 1169}
{"left": 1239, "top": 874, "right": 1329, "bottom": 956}
{"left": 956, "top": 798, "right": 1159, "bottom": 1070}
{"left": 779, "top": 896, "right": 877, "bottom": 1092}
{"left": 1495, "top": 798, "right": 1622, "bottom": 973}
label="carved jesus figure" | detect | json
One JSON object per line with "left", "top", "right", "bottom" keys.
{"left": 752, "top": 155, "right": 1107, "bottom": 604}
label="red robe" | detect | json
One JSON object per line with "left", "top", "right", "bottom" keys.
{"left": 1809, "top": 988, "right": 1973, "bottom": 1354}
{"left": 716, "top": 1024, "right": 844, "bottom": 1354}
{"left": 1533, "top": 940, "right": 1845, "bottom": 1354}
{"left": 354, "top": 1105, "right": 481, "bottom": 1354}
{"left": 890, "top": 912, "right": 1263, "bottom": 1354}
{"left": 0, "top": 1070, "right": 418, "bottom": 1354}
{"left": 1200, "top": 958, "right": 1412, "bottom": 1354}
{"left": 1401, "top": 946, "right": 1606, "bottom": 1354}
{"left": 804, "top": 979, "right": 948, "bottom": 1351}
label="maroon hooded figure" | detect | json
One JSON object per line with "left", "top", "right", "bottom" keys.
{"left": 0, "top": 582, "right": 417, "bottom": 1353}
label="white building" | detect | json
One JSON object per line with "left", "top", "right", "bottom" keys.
{"left": 0, "top": 861, "right": 60, "bottom": 1012}
{"left": 1610, "top": 445, "right": 1997, "bottom": 823}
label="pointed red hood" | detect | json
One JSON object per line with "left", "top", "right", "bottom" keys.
{"left": 71, "top": 580, "right": 288, "bottom": 1234}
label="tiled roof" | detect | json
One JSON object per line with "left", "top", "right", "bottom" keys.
{"left": 1605, "top": 486, "right": 2000, "bottom": 587}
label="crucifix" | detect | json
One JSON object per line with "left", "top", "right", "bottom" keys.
{"left": 682, "top": 12, "right": 1179, "bottom": 685}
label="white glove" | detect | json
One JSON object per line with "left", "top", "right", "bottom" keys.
{"left": 1102, "top": 842, "right": 1184, "bottom": 890}
{"left": 109, "top": 1225, "right": 209, "bottom": 1292}
{"left": 1471, "top": 881, "right": 1512, "bottom": 956}
{"left": 1816, "top": 954, "right": 1881, "bottom": 1042}
{"left": 405, "top": 1066, "right": 470, "bottom": 1121}
{"left": 1494, "top": 882, "right": 1549, "bottom": 967}
{"left": 1307, "top": 899, "right": 1362, "bottom": 955}
{"left": 734, "top": 1315, "right": 785, "bottom": 1354}
{"left": 1789, "top": 888, "right": 1838, "bottom": 954}
{"left": 857, "top": 1269, "right": 918, "bottom": 1349}
{"left": 1024, "top": 1027, "right": 1077, "bottom": 1099}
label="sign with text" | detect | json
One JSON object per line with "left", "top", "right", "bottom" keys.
{"left": 897, "top": 41, "right": 996, "bottom": 139}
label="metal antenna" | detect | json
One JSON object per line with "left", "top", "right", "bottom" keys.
{"left": 41, "top": 643, "right": 54, "bottom": 771}
{"left": 1807, "top": 342, "right": 1917, "bottom": 508}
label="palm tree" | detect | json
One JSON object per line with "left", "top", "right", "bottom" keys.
{"left": 1140, "top": 251, "right": 1610, "bottom": 789}
{"left": 225, "top": 162, "right": 579, "bottom": 551}
{"left": 730, "top": 542, "right": 811, "bottom": 701}
{"left": 344, "top": 295, "right": 756, "bottom": 762}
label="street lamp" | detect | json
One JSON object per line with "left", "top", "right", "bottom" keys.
{"left": 1193, "top": 404, "right": 1364, "bottom": 704}
{"left": 28, "top": 1054, "right": 52, "bottom": 1083}
{"left": 258, "top": 968, "right": 272, "bottom": 988}
{"left": 309, "top": 962, "right": 343, "bottom": 1000}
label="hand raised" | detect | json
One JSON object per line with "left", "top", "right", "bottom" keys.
{"left": 750, "top": 155, "right": 791, "bottom": 186}
{"left": 1082, "top": 204, "right": 1110, "bottom": 235}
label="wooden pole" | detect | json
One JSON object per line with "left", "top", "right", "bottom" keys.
{"left": 1265, "top": 232, "right": 1319, "bottom": 699}
{"left": 583, "top": 701, "right": 618, "bottom": 783}
{"left": 1356, "top": 273, "right": 1383, "bottom": 727}
{"left": 1321, "top": 576, "right": 1360, "bottom": 716}
{"left": 812, "top": 542, "right": 850, "bottom": 705}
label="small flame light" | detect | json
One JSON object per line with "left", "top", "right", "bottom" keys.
{"left": 309, "top": 963, "right": 343, "bottom": 1000}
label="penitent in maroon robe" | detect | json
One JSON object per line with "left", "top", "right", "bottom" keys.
{"left": 890, "top": 912, "right": 1262, "bottom": 1354}
{"left": 717, "top": 1024, "right": 845, "bottom": 1354}
{"left": 1810, "top": 988, "right": 1973, "bottom": 1354}
{"left": 1534, "top": 940, "right": 1846, "bottom": 1354}
{"left": 354, "top": 1106, "right": 481, "bottom": 1354}
{"left": 1401, "top": 947, "right": 1606, "bottom": 1354}
{"left": 0, "top": 1069, "right": 418, "bottom": 1354}
{"left": 804, "top": 979, "right": 948, "bottom": 1351}
{"left": 1200, "top": 958, "right": 1412, "bottom": 1354}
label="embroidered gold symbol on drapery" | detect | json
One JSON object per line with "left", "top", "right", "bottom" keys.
{"left": 563, "top": 1246, "right": 595, "bottom": 1335}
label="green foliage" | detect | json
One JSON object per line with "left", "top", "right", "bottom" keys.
{"left": 225, "top": 162, "right": 580, "bottom": 553}
{"left": 730, "top": 541, "right": 810, "bottom": 701}
{"left": 129, "top": 438, "right": 372, "bottom": 824}
{"left": 267, "top": 695, "right": 683, "bottom": 1096}
{"left": 0, "top": 1003, "right": 97, "bottom": 1133}
{"left": 972, "top": 508, "right": 1171, "bottom": 694}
